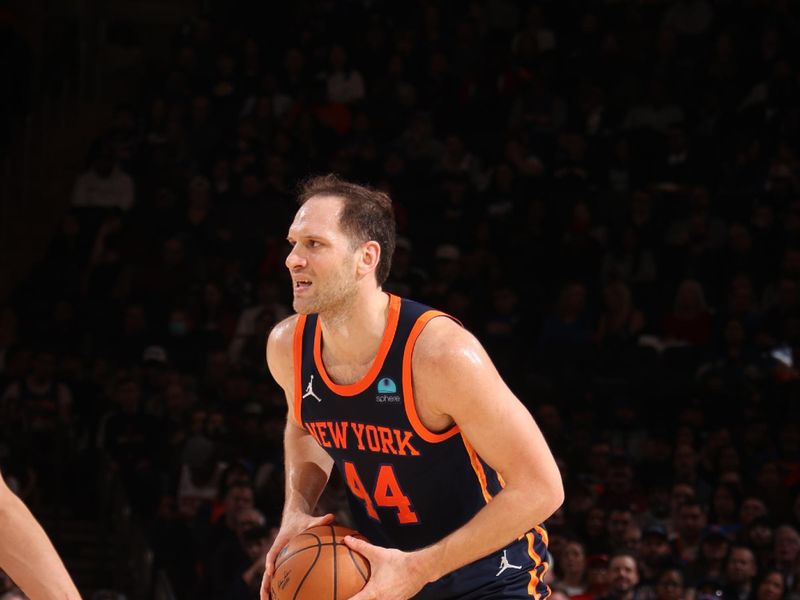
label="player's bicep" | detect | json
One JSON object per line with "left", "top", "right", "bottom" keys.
{"left": 419, "top": 325, "right": 560, "bottom": 492}
{"left": 266, "top": 315, "right": 301, "bottom": 426}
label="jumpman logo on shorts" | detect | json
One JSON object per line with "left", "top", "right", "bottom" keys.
{"left": 303, "top": 375, "right": 323, "bottom": 402}
{"left": 496, "top": 550, "right": 522, "bottom": 577}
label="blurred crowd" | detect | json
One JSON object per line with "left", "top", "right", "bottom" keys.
{"left": 2, "top": 0, "right": 800, "bottom": 599}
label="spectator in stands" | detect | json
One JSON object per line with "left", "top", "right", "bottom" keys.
{"left": 673, "top": 500, "right": 708, "bottom": 564}
{"left": 72, "top": 144, "right": 135, "bottom": 211}
{"left": 708, "top": 482, "right": 742, "bottom": 535}
{"left": 595, "top": 281, "right": 645, "bottom": 350}
{"left": 723, "top": 545, "right": 759, "bottom": 600}
{"left": 639, "top": 525, "right": 675, "bottom": 586}
{"left": 582, "top": 506, "right": 609, "bottom": 555}
{"left": 203, "top": 482, "right": 256, "bottom": 557}
{"left": 672, "top": 444, "right": 711, "bottom": 503}
{"left": 607, "top": 508, "right": 636, "bottom": 553}
{"left": 554, "top": 539, "right": 588, "bottom": 597}
{"left": 653, "top": 567, "right": 686, "bottom": 600}
{"left": 741, "top": 517, "right": 774, "bottom": 570}
{"left": 688, "top": 527, "right": 731, "bottom": 585}
{"left": 740, "top": 497, "right": 769, "bottom": 527}
{"left": 538, "top": 282, "right": 593, "bottom": 365}
{"left": 601, "top": 552, "right": 641, "bottom": 600}
{"left": 207, "top": 506, "right": 267, "bottom": 598}
{"left": 229, "top": 280, "right": 289, "bottom": 365}
{"left": 1, "top": 348, "right": 73, "bottom": 435}
{"left": 753, "top": 570, "right": 786, "bottom": 600}
{"left": 663, "top": 280, "right": 714, "bottom": 347}
{"left": 176, "top": 432, "right": 225, "bottom": 519}
{"left": 772, "top": 525, "right": 800, "bottom": 581}
{"left": 325, "top": 44, "right": 365, "bottom": 105}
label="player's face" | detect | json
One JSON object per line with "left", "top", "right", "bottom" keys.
{"left": 286, "top": 195, "right": 360, "bottom": 315}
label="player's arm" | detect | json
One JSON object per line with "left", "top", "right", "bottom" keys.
{"left": 346, "top": 318, "right": 564, "bottom": 600}
{"left": 411, "top": 319, "right": 563, "bottom": 578}
{"left": 268, "top": 316, "right": 334, "bottom": 519}
{"left": 261, "top": 316, "right": 335, "bottom": 599}
{"left": 0, "top": 470, "right": 81, "bottom": 599}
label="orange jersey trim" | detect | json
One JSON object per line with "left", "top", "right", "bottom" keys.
{"left": 402, "top": 310, "right": 460, "bottom": 443}
{"left": 461, "top": 434, "right": 493, "bottom": 505}
{"left": 293, "top": 315, "right": 307, "bottom": 426}
{"left": 526, "top": 531, "right": 548, "bottom": 599}
{"left": 313, "top": 294, "right": 401, "bottom": 396}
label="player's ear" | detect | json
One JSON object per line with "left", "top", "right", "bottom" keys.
{"left": 357, "top": 240, "right": 381, "bottom": 278}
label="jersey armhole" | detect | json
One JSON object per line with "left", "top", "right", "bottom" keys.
{"left": 292, "top": 314, "right": 307, "bottom": 428}
{"left": 402, "top": 311, "right": 462, "bottom": 444}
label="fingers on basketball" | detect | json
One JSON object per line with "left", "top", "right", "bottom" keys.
{"left": 269, "top": 524, "right": 371, "bottom": 600}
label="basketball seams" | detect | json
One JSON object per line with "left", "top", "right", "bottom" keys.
{"left": 273, "top": 526, "right": 370, "bottom": 600}
{"left": 276, "top": 540, "right": 368, "bottom": 569}
{"left": 292, "top": 537, "right": 322, "bottom": 600}
{"left": 330, "top": 524, "right": 338, "bottom": 600}
{"left": 275, "top": 532, "right": 322, "bottom": 569}
{"left": 347, "top": 547, "right": 369, "bottom": 582}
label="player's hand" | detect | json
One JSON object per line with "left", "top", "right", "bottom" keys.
{"left": 259, "top": 511, "right": 335, "bottom": 600}
{"left": 342, "top": 536, "right": 431, "bottom": 600}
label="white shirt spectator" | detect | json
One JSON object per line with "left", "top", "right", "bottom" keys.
{"left": 327, "top": 69, "right": 365, "bottom": 104}
{"left": 72, "top": 166, "right": 135, "bottom": 211}
{"left": 229, "top": 301, "right": 289, "bottom": 364}
{"left": 663, "top": 0, "right": 714, "bottom": 36}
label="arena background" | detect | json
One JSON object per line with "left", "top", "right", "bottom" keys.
{"left": 1, "top": 0, "right": 800, "bottom": 599}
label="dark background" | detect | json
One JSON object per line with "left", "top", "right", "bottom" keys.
{"left": 1, "top": 1, "right": 799, "bottom": 599}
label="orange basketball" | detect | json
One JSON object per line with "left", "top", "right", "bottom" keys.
{"left": 270, "top": 524, "right": 371, "bottom": 600}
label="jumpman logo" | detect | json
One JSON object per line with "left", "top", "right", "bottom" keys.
{"left": 496, "top": 550, "right": 522, "bottom": 577}
{"left": 303, "top": 375, "right": 323, "bottom": 402}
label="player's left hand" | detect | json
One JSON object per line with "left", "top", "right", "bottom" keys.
{"left": 343, "top": 536, "right": 432, "bottom": 600}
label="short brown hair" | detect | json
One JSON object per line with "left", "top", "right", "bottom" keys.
{"left": 298, "top": 174, "right": 396, "bottom": 286}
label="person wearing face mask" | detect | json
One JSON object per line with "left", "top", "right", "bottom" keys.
{"left": 164, "top": 308, "right": 205, "bottom": 372}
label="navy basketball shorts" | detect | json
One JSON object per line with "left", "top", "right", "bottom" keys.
{"left": 412, "top": 536, "right": 551, "bottom": 600}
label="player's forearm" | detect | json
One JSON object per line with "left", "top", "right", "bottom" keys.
{"left": 282, "top": 422, "right": 334, "bottom": 516}
{"left": 0, "top": 490, "right": 81, "bottom": 599}
{"left": 413, "top": 480, "right": 563, "bottom": 585}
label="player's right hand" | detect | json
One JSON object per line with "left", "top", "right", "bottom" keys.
{"left": 260, "top": 511, "right": 335, "bottom": 600}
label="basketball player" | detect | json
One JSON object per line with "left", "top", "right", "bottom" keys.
{"left": 261, "top": 175, "right": 563, "bottom": 600}
{"left": 0, "top": 470, "right": 81, "bottom": 599}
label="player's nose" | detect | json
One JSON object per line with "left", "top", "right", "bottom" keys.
{"left": 285, "top": 245, "right": 306, "bottom": 270}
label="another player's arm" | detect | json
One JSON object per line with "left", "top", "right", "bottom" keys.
{"left": 0, "top": 470, "right": 82, "bottom": 600}
{"left": 346, "top": 318, "right": 563, "bottom": 600}
{"left": 261, "top": 316, "right": 335, "bottom": 597}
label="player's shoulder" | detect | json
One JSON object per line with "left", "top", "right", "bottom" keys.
{"left": 266, "top": 313, "right": 301, "bottom": 367}
{"left": 266, "top": 314, "right": 304, "bottom": 388}
{"left": 267, "top": 313, "right": 301, "bottom": 346}
{"left": 412, "top": 314, "right": 485, "bottom": 371}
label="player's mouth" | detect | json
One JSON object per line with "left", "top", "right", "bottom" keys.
{"left": 294, "top": 279, "right": 312, "bottom": 294}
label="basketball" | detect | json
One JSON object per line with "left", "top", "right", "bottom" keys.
{"left": 270, "top": 524, "right": 371, "bottom": 600}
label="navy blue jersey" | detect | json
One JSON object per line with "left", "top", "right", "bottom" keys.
{"left": 292, "top": 294, "right": 551, "bottom": 599}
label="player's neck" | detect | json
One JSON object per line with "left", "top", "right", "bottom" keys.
{"left": 318, "top": 288, "right": 390, "bottom": 364}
